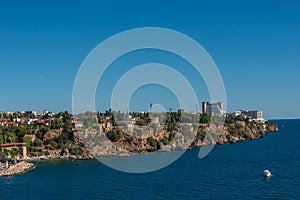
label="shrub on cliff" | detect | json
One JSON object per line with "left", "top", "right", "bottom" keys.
{"left": 196, "top": 130, "right": 207, "bottom": 141}
{"left": 106, "top": 130, "right": 121, "bottom": 142}
{"left": 147, "top": 137, "right": 157, "bottom": 147}
{"left": 69, "top": 146, "right": 83, "bottom": 155}
{"left": 160, "top": 138, "right": 169, "bottom": 145}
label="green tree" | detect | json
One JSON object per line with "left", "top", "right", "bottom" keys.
{"left": 15, "top": 125, "right": 29, "bottom": 138}
{"left": 52, "top": 118, "right": 64, "bottom": 129}
{"left": 23, "top": 136, "right": 32, "bottom": 148}
{"left": 199, "top": 114, "right": 211, "bottom": 123}
{"left": 33, "top": 138, "right": 43, "bottom": 147}
{"left": 196, "top": 130, "right": 207, "bottom": 141}
{"left": 106, "top": 130, "right": 120, "bottom": 142}
{"left": 160, "top": 138, "right": 169, "bottom": 145}
{"left": 147, "top": 137, "right": 157, "bottom": 147}
{"left": 9, "top": 148, "right": 19, "bottom": 158}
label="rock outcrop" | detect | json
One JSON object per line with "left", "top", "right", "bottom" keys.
{"left": 192, "top": 120, "right": 278, "bottom": 147}
{"left": 80, "top": 119, "right": 278, "bottom": 156}
{"left": 0, "top": 161, "right": 36, "bottom": 177}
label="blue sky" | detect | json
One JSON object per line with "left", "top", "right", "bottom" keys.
{"left": 0, "top": 0, "right": 299, "bottom": 119}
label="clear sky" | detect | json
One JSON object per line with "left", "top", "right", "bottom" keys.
{"left": 0, "top": 0, "right": 299, "bottom": 119}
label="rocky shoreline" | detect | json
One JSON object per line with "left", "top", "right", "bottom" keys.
{"left": 192, "top": 120, "right": 278, "bottom": 147}
{"left": 37, "top": 120, "right": 278, "bottom": 158}
{"left": 0, "top": 161, "right": 36, "bottom": 177}
{"left": 0, "top": 121, "right": 278, "bottom": 177}
{"left": 25, "top": 153, "right": 94, "bottom": 161}
{"left": 80, "top": 120, "right": 279, "bottom": 156}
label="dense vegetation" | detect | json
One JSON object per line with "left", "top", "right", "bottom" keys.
{"left": 0, "top": 110, "right": 277, "bottom": 157}
{"left": 0, "top": 111, "right": 83, "bottom": 157}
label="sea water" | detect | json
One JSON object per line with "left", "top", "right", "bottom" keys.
{"left": 0, "top": 119, "right": 299, "bottom": 199}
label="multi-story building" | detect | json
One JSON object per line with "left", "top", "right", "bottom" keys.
{"left": 241, "top": 110, "right": 264, "bottom": 120}
{"left": 232, "top": 110, "right": 265, "bottom": 122}
{"left": 202, "top": 102, "right": 224, "bottom": 115}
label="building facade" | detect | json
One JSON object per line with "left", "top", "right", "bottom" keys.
{"left": 202, "top": 102, "right": 224, "bottom": 115}
{"left": 241, "top": 110, "right": 264, "bottom": 120}
{"left": 0, "top": 142, "right": 27, "bottom": 158}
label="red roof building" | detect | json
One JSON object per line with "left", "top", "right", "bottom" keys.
{"left": 5, "top": 121, "right": 18, "bottom": 125}
{"left": 0, "top": 142, "right": 27, "bottom": 158}
{"left": 0, "top": 142, "right": 27, "bottom": 147}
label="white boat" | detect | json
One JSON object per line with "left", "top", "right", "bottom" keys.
{"left": 264, "top": 170, "right": 271, "bottom": 177}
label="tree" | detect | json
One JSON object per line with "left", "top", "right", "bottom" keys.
{"left": 160, "top": 138, "right": 169, "bottom": 145}
{"left": 199, "top": 114, "right": 211, "bottom": 123}
{"left": 36, "top": 126, "right": 50, "bottom": 139}
{"left": 5, "top": 132, "right": 16, "bottom": 143}
{"left": 147, "top": 137, "right": 157, "bottom": 147}
{"left": 23, "top": 136, "right": 32, "bottom": 148}
{"left": 15, "top": 125, "right": 28, "bottom": 138}
{"left": 9, "top": 148, "right": 19, "bottom": 158}
{"left": 197, "top": 130, "right": 207, "bottom": 141}
{"left": 33, "top": 138, "right": 43, "bottom": 147}
{"left": 106, "top": 130, "right": 120, "bottom": 142}
{"left": 52, "top": 118, "right": 64, "bottom": 129}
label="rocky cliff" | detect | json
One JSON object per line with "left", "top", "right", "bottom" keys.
{"left": 192, "top": 120, "right": 278, "bottom": 146}
{"left": 78, "top": 118, "right": 278, "bottom": 157}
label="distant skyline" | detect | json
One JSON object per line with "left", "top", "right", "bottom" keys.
{"left": 0, "top": 0, "right": 299, "bottom": 119}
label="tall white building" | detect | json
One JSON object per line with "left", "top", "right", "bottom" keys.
{"left": 202, "top": 102, "right": 224, "bottom": 115}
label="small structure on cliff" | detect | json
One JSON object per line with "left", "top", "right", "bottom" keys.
{"left": 232, "top": 110, "right": 265, "bottom": 123}
{"left": 0, "top": 142, "right": 27, "bottom": 158}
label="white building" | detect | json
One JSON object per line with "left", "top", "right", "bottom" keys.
{"left": 202, "top": 102, "right": 224, "bottom": 115}
{"left": 234, "top": 110, "right": 265, "bottom": 122}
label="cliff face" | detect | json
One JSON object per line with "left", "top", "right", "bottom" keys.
{"left": 87, "top": 120, "right": 278, "bottom": 156}
{"left": 38, "top": 119, "right": 278, "bottom": 158}
{"left": 192, "top": 120, "right": 278, "bottom": 147}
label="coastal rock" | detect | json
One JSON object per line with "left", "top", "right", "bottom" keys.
{"left": 38, "top": 118, "right": 278, "bottom": 158}
{"left": 61, "top": 148, "right": 69, "bottom": 156}
{"left": 43, "top": 129, "right": 61, "bottom": 141}
{"left": 97, "top": 119, "right": 279, "bottom": 155}
{"left": 0, "top": 161, "right": 36, "bottom": 177}
{"left": 192, "top": 120, "right": 278, "bottom": 147}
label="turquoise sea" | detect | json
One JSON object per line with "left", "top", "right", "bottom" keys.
{"left": 0, "top": 119, "right": 299, "bottom": 199}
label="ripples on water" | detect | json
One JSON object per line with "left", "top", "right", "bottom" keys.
{"left": 0, "top": 119, "right": 299, "bottom": 199}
